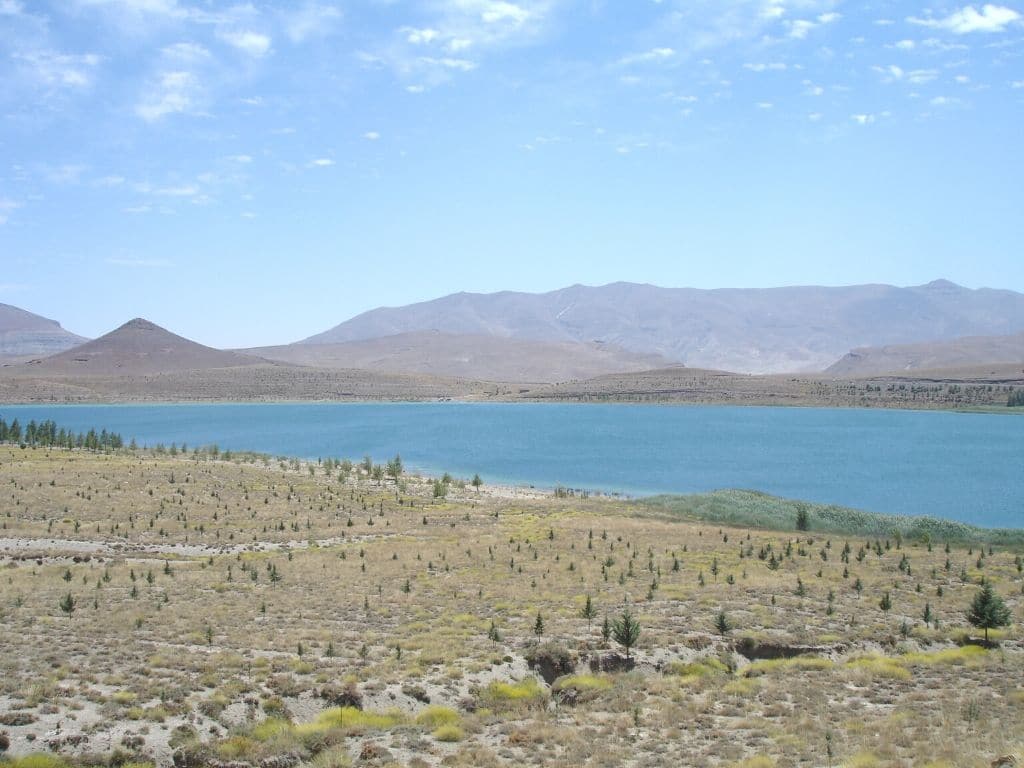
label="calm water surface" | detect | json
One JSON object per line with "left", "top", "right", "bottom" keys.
{"left": 1, "top": 403, "right": 1021, "bottom": 528}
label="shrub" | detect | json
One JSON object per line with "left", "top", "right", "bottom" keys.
{"left": 551, "top": 674, "right": 612, "bottom": 692}
{"left": 432, "top": 724, "right": 465, "bottom": 742}
{"left": 479, "top": 678, "right": 547, "bottom": 711}
{"left": 297, "top": 707, "right": 405, "bottom": 735}
{"left": 666, "top": 658, "right": 729, "bottom": 681}
{"left": 844, "top": 655, "right": 911, "bottom": 681}
{"left": 415, "top": 706, "right": 460, "bottom": 729}
{"left": 4, "top": 756, "right": 70, "bottom": 768}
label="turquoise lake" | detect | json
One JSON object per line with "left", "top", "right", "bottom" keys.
{"left": 1, "top": 403, "right": 1021, "bottom": 528}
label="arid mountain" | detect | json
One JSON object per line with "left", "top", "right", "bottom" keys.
{"left": 825, "top": 333, "right": 1024, "bottom": 377}
{"left": 300, "top": 280, "right": 1024, "bottom": 374}
{"left": 12, "top": 318, "right": 268, "bottom": 376}
{"left": 246, "top": 331, "right": 675, "bottom": 383}
{"left": 0, "top": 303, "right": 87, "bottom": 358}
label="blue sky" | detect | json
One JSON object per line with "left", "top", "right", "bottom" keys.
{"left": 1, "top": 0, "right": 1022, "bottom": 347}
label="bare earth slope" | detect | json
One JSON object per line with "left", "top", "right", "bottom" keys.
{"left": 301, "top": 279, "right": 1024, "bottom": 374}
{"left": 826, "top": 332, "right": 1024, "bottom": 377}
{"left": 0, "top": 302, "right": 87, "bottom": 357}
{"left": 17, "top": 317, "right": 269, "bottom": 376}
{"left": 246, "top": 330, "right": 674, "bottom": 383}
{"left": 0, "top": 318, "right": 493, "bottom": 402}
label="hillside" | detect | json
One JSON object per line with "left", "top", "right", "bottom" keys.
{"left": 300, "top": 279, "right": 1024, "bottom": 374}
{"left": 826, "top": 332, "right": 1024, "bottom": 377}
{"left": 12, "top": 317, "right": 268, "bottom": 376}
{"left": 0, "top": 302, "right": 87, "bottom": 357}
{"left": 246, "top": 331, "right": 674, "bottom": 383}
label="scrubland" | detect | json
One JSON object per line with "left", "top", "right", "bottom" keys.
{"left": 0, "top": 445, "right": 1021, "bottom": 768}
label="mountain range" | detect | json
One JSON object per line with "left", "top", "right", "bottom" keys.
{"left": 299, "top": 279, "right": 1024, "bottom": 374}
{"left": 2, "top": 280, "right": 1023, "bottom": 385}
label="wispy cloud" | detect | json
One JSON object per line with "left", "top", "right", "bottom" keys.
{"left": 104, "top": 257, "right": 174, "bottom": 267}
{"left": 617, "top": 47, "right": 676, "bottom": 66}
{"left": 13, "top": 50, "right": 100, "bottom": 89}
{"left": 283, "top": 3, "right": 342, "bottom": 43}
{"left": 218, "top": 30, "right": 271, "bottom": 57}
{"left": 909, "top": 5, "right": 1021, "bottom": 34}
{"left": 0, "top": 198, "right": 21, "bottom": 225}
{"left": 135, "top": 70, "right": 198, "bottom": 121}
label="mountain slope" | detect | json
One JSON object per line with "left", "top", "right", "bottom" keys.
{"left": 16, "top": 318, "right": 269, "bottom": 375}
{"left": 826, "top": 333, "right": 1024, "bottom": 377}
{"left": 301, "top": 280, "right": 1024, "bottom": 374}
{"left": 246, "top": 331, "right": 674, "bottom": 383}
{"left": 0, "top": 303, "right": 87, "bottom": 357}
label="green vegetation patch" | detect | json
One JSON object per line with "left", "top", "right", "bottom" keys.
{"left": 638, "top": 490, "right": 1024, "bottom": 546}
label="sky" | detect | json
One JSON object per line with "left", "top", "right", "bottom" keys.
{"left": 1, "top": 0, "right": 1023, "bottom": 348}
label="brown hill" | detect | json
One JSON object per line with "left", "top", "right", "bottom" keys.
{"left": 825, "top": 333, "right": 1024, "bottom": 377}
{"left": 0, "top": 303, "right": 87, "bottom": 357}
{"left": 13, "top": 318, "right": 269, "bottom": 376}
{"left": 245, "top": 331, "right": 674, "bottom": 383}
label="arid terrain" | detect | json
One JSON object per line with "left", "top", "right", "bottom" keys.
{"left": 826, "top": 334, "right": 1024, "bottom": 378}
{"left": 243, "top": 332, "right": 673, "bottom": 385}
{"left": 0, "top": 443, "right": 1021, "bottom": 768}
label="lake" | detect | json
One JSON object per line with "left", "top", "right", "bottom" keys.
{"left": 1, "top": 403, "right": 1021, "bottom": 528}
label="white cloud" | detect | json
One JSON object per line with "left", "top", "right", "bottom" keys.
{"left": 362, "top": 131, "right": 380, "bottom": 140}
{"left": 219, "top": 30, "right": 272, "bottom": 57}
{"left": 618, "top": 47, "right": 676, "bottom": 65}
{"left": 1012, "top": 80, "right": 1024, "bottom": 88}
{"left": 909, "top": 4, "right": 1021, "bottom": 34}
{"left": 744, "top": 61, "right": 787, "bottom": 72}
{"left": 135, "top": 70, "right": 196, "bottom": 121}
{"left": 419, "top": 56, "right": 477, "bottom": 71}
{"left": 94, "top": 175, "right": 126, "bottom": 187}
{"left": 874, "top": 65, "right": 938, "bottom": 84}
{"left": 161, "top": 42, "right": 210, "bottom": 62}
{"left": 0, "top": 0, "right": 24, "bottom": 14}
{"left": 14, "top": 51, "right": 100, "bottom": 89}
{"left": 284, "top": 3, "right": 341, "bottom": 43}
{"left": 406, "top": 27, "right": 442, "bottom": 44}
{"left": 894, "top": 39, "right": 916, "bottom": 50}
{"left": 788, "top": 12, "right": 840, "bottom": 39}
{"left": 0, "top": 198, "right": 20, "bottom": 225}
{"left": 310, "top": 158, "right": 334, "bottom": 167}
{"left": 851, "top": 113, "right": 875, "bottom": 125}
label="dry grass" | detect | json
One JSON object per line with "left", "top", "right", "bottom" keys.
{"left": 0, "top": 444, "right": 1021, "bottom": 768}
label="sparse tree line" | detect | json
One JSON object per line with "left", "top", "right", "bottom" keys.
{"left": 0, "top": 417, "right": 124, "bottom": 451}
{"left": 1009, "top": 388, "right": 1024, "bottom": 407}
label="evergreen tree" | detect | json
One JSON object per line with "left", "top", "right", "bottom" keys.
{"left": 59, "top": 592, "right": 76, "bottom": 617}
{"left": 715, "top": 610, "right": 731, "bottom": 635}
{"left": 581, "top": 594, "right": 598, "bottom": 630}
{"left": 879, "top": 591, "right": 892, "bottom": 613}
{"left": 967, "top": 582, "right": 1012, "bottom": 642}
{"left": 796, "top": 504, "right": 810, "bottom": 531}
{"left": 611, "top": 609, "right": 641, "bottom": 659}
{"left": 534, "top": 612, "right": 544, "bottom": 636}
